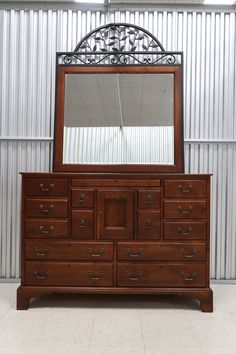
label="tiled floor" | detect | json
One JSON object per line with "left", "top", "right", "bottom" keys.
{"left": 0, "top": 284, "right": 236, "bottom": 354}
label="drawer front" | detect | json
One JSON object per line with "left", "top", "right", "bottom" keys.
{"left": 138, "top": 190, "right": 161, "bottom": 209}
{"left": 71, "top": 210, "right": 94, "bottom": 239}
{"left": 25, "top": 178, "right": 68, "bottom": 197}
{"left": 25, "top": 241, "right": 113, "bottom": 261}
{"left": 164, "top": 201, "right": 207, "bottom": 219}
{"left": 164, "top": 180, "right": 207, "bottom": 198}
{"left": 72, "top": 179, "right": 161, "bottom": 187}
{"left": 25, "top": 199, "right": 68, "bottom": 218}
{"left": 72, "top": 189, "right": 94, "bottom": 208}
{"left": 117, "top": 263, "right": 206, "bottom": 287}
{"left": 137, "top": 211, "right": 161, "bottom": 240}
{"left": 25, "top": 262, "right": 113, "bottom": 286}
{"left": 164, "top": 222, "right": 207, "bottom": 240}
{"left": 117, "top": 242, "right": 206, "bottom": 261}
{"left": 25, "top": 219, "right": 68, "bottom": 238}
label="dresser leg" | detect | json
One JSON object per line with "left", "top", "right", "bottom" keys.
{"left": 200, "top": 290, "right": 213, "bottom": 312}
{"left": 17, "top": 286, "right": 30, "bottom": 310}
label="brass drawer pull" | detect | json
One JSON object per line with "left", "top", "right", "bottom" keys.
{"left": 178, "top": 206, "right": 192, "bottom": 215}
{"left": 80, "top": 219, "right": 86, "bottom": 228}
{"left": 39, "top": 204, "right": 54, "bottom": 214}
{"left": 39, "top": 183, "right": 54, "bottom": 192}
{"left": 177, "top": 226, "right": 192, "bottom": 236}
{"left": 87, "top": 271, "right": 104, "bottom": 280}
{"left": 33, "top": 247, "right": 50, "bottom": 256}
{"left": 179, "top": 271, "right": 197, "bottom": 281}
{"left": 126, "top": 271, "right": 143, "bottom": 281}
{"left": 178, "top": 184, "right": 193, "bottom": 193}
{"left": 180, "top": 248, "right": 197, "bottom": 259}
{"left": 145, "top": 219, "right": 153, "bottom": 230}
{"left": 33, "top": 270, "right": 50, "bottom": 279}
{"left": 79, "top": 194, "right": 85, "bottom": 203}
{"left": 89, "top": 247, "right": 104, "bottom": 257}
{"left": 127, "top": 248, "right": 143, "bottom": 257}
{"left": 39, "top": 225, "right": 54, "bottom": 234}
{"left": 145, "top": 194, "right": 152, "bottom": 205}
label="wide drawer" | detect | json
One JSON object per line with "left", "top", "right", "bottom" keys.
{"left": 117, "top": 242, "right": 206, "bottom": 261}
{"left": 72, "top": 189, "right": 94, "bottom": 208}
{"left": 164, "top": 222, "right": 207, "bottom": 240}
{"left": 25, "top": 241, "right": 113, "bottom": 260}
{"left": 137, "top": 211, "right": 161, "bottom": 240}
{"left": 72, "top": 179, "right": 161, "bottom": 187}
{"left": 164, "top": 180, "right": 207, "bottom": 198}
{"left": 25, "top": 262, "right": 113, "bottom": 286}
{"left": 138, "top": 190, "right": 161, "bottom": 209}
{"left": 117, "top": 263, "right": 206, "bottom": 287}
{"left": 25, "top": 178, "right": 68, "bottom": 197}
{"left": 25, "top": 199, "right": 68, "bottom": 218}
{"left": 25, "top": 219, "right": 68, "bottom": 238}
{"left": 71, "top": 210, "right": 94, "bottom": 239}
{"left": 164, "top": 200, "right": 207, "bottom": 219}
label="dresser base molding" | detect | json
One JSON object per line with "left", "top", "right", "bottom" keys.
{"left": 17, "top": 285, "right": 213, "bottom": 312}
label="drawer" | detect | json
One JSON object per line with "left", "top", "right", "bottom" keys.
{"left": 117, "top": 242, "right": 206, "bottom": 261}
{"left": 71, "top": 210, "right": 94, "bottom": 239}
{"left": 138, "top": 190, "right": 161, "bottom": 209}
{"left": 72, "top": 179, "right": 161, "bottom": 187}
{"left": 25, "top": 262, "right": 113, "bottom": 286}
{"left": 164, "top": 222, "right": 207, "bottom": 240}
{"left": 25, "top": 219, "right": 68, "bottom": 238}
{"left": 25, "top": 178, "right": 68, "bottom": 197}
{"left": 25, "top": 241, "right": 113, "bottom": 261}
{"left": 72, "top": 189, "right": 94, "bottom": 208}
{"left": 117, "top": 263, "right": 206, "bottom": 287}
{"left": 164, "top": 180, "right": 207, "bottom": 198}
{"left": 25, "top": 199, "right": 68, "bottom": 218}
{"left": 164, "top": 200, "right": 207, "bottom": 219}
{"left": 137, "top": 211, "right": 161, "bottom": 240}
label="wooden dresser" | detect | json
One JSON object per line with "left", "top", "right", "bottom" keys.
{"left": 17, "top": 172, "right": 213, "bottom": 311}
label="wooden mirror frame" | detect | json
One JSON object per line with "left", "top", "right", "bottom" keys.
{"left": 53, "top": 23, "right": 184, "bottom": 173}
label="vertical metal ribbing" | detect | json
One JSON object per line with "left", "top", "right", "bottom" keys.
{"left": 0, "top": 8, "right": 236, "bottom": 280}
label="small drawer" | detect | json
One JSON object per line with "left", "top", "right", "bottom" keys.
{"left": 164, "top": 222, "right": 207, "bottom": 240}
{"left": 138, "top": 190, "right": 161, "bottom": 209}
{"left": 137, "top": 211, "right": 161, "bottom": 240}
{"left": 117, "top": 242, "right": 206, "bottom": 261}
{"left": 25, "top": 241, "right": 113, "bottom": 261}
{"left": 25, "top": 219, "right": 68, "bottom": 238}
{"left": 71, "top": 210, "right": 94, "bottom": 239}
{"left": 25, "top": 262, "right": 113, "bottom": 286}
{"left": 164, "top": 200, "right": 207, "bottom": 219}
{"left": 72, "top": 189, "right": 94, "bottom": 208}
{"left": 25, "top": 178, "right": 68, "bottom": 197}
{"left": 164, "top": 180, "right": 207, "bottom": 198}
{"left": 25, "top": 199, "right": 68, "bottom": 218}
{"left": 117, "top": 263, "right": 206, "bottom": 287}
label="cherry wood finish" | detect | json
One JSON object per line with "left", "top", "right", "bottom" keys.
{"left": 25, "top": 219, "right": 68, "bottom": 238}
{"left": 25, "top": 241, "right": 113, "bottom": 261}
{"left": 17, "top": 173, "right": 213, "bottom": 312}
{"left": 53, "top": 66, "right": 184, "bottom": 173}
{"left": 117, "top": 242, "right": 206, "bottom": 261}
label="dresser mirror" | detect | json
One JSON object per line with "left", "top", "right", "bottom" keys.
{"left": 53, "top": 23, "right": 184, "bottom": 172}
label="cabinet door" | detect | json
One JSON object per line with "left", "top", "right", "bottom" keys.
{"left": 98, "top": 190, "right": 134, "bottom": 240}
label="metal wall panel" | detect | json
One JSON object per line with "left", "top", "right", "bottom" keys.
{"left": 0, "top": 8, "right": 236, "bottom": 280}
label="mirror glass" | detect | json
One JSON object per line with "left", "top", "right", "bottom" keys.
{"left": 63, "top": 73, "right": 174, "bottom": 165}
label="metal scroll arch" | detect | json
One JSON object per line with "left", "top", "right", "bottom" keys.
{"left": 57, "top": 23, "right": 182, "bottom": 66}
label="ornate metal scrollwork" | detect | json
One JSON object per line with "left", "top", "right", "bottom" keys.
{"left": 57, "top": 23, "right": 182, "bottom": 66}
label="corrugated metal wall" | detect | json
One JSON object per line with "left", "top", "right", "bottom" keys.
{"left": 0, "top": 8, "right": 235, "bottom": 280}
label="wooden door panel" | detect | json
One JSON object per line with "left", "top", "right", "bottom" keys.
{"left": 98, "top": 190, "right": 134, "bottom": 240}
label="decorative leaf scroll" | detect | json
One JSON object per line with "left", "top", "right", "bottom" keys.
{"left": 57, "top": 23, "right": 182, "bottom": 66}
{"left": 73, "top": 23, "right": 165, "bottom": 54}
